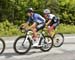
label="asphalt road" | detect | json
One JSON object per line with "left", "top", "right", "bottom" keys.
{"left": 0, "top": 34, "right": 75, "bottom": 60}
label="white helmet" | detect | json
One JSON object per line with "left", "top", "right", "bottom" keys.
{"left": 27, "top": 8, "right": 34, "bottom": 12}
{"left": 43, "top": 9, "right": 50, "bottom": 14}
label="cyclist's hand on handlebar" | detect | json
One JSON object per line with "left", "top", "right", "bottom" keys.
{"left": 19, "top": 23, "right": 25, "bottom": 30}
{"left": 20, "top": 23, "right": 28, "bottom": 29}
{"left": 45, "top": 25, "right": 48, "bottom": 28}
{"left": 27, "top": 27, "right": 31, "bottom": 30}
{"left": 19, "top": 25, "right": 24, "bottom": 30}
{"left": 21, "top": 23, "right": 28, "bottom": 27}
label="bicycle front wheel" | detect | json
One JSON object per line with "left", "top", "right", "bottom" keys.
{"left": 39, "top": 36, "right": 53, "bottom": 52}
{"left": 13, "top": 36, "right": 32, "bottom": 54}
{"left": 53, "top": 33, "right": 64, "bottom": 47}
{"left": 0, "top": 38, "right": 5, "bottom": 54}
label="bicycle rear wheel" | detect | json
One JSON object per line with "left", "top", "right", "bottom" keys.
{"left": 39, "top": 36, "right": 53, "bottom": 52}
{"left": 13, "top": 36, "right": 32, "bottom": 54}
{"left": 0, "top": 38, "right": 5, "bottom": 54}
{"left": 53, "top": 33, "right": 64, "bottom": 47}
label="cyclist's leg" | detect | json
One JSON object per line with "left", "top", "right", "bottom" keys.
{"left": 31, "top": 23, "right": 45, "bottom": 38}
{"left": 31, "top": 26, "right": 37, "bottom": 40}
{"left": 48, "top": 25, "right": 54, "bottom": 31}
{"left": 47, "top": 25, "right": 55, "bottom": 36}
{"left": 32, "top": 23, "right": 45, "bottom": 46}
{"left": 48, "top": 22, "right": 59, "bottom": 37}
{"left": 30, "top": 26, "right": 39, "bottom": 46}
{"left": 36, "top": 23, "right": 45, "bottom": 31}
{"left": 35, "top": 23, "right": 45, "bottom": 38}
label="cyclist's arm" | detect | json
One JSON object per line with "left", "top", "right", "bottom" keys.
{"left": 46, "top": 20, "right": 51, "bottom": 26}
{"left": 29, "top": 22, "right": 37, "bottom": 29}
{"left": 29, "top": 14, "right": 37, "bottom": 29}
{"left": 27, "top": 17, "right": 31, "bottom": 24}
{"left": 20, "top": 17, "right": 31, "bottom": 28}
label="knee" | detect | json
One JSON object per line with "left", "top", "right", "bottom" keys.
{"left": 31, "top": 28, "right": 37, "bottom": 32}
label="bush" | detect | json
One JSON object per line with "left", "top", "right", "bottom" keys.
{"left": 1, "top": 0, "right": 75, "bottom": 25}
{"left": 56, "top": 24, "right": 75, "bottom": 34}
{"left": 0, "top": 20, "right": 75, "bottom": 37}
{"left": 0, "top": 20, "right": 22, "bottom": 36}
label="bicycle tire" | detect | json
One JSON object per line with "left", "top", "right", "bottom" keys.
{"left": 13, "top": 36, "right": 32, "bottom": 54}
{"left": 0, "top": 38, "right": 5, "bottom": 54}
{"left": 53, "top": 33, "right": 64, "bottom": 47}
{"left": 39, "top": 36, "right": 53, "bottom": 52}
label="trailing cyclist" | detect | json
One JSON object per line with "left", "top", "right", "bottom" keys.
{"left": 43, "top": 9, "right": 60, "bottom": 37}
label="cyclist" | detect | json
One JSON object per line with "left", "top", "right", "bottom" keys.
{"left": 21, "top": 8, "right": 45, "bottom": 47}
{"left": 43, "top": 9, "right": 60, "bottom": 37}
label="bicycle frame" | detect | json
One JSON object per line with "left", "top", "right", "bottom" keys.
{"left": 22, "top": 30, "right": 33, "bottom": 46}
{"left": 21, "top": 29, "right": 45, "bottom": 46}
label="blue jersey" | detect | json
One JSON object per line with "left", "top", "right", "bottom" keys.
{"left": 27, "top": 13, "right": 45, "bottom": 24}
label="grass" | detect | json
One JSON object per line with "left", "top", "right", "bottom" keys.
{"left": 0, "top": 20, "right": 22, "bottom": 37}
{"left": 56, "top": 24, "right": 75, "bottom": 34}
{"left": 0, "top": 21, "right": 75, "bottom": 37}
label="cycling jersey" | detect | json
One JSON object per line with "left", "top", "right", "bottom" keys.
{"left": 48, "top": 14, "right": 59, "bottom": 23}
{"left": 47, "top": 14, "right": 60, "bottom": 28}
{"left": 27, "top": 13, "right": 45, "bottom": 31}
{"left": 27, "top": 13, "right": 45, "bottom": 24}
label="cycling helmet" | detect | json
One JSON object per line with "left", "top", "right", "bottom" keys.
{"left": 43, "top": 9, "right": 50, "bottom": 14}
{"left": 27, "top": 8, "right": 34, "bottom": 13}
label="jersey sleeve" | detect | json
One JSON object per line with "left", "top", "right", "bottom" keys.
{"left": 33, "top": 14, "right": 45, "bottom": 23}
{"left": 38, "top": 14, "right": 45, "bottom": 22}
{"left": 48, "top": 14, "right": 55, "bottom": 20}
{"left": 27, "top": 17, "right": 31, "bottom": 24}
{"left": 48, "top": 15, "right": 52, "bottom": 20}
{"left": 33, "top": 14, "right": 38, "bottom": 23}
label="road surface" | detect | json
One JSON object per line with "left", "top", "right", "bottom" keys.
{"left": 0, "top": 34, "right": 75, "bottom": 60}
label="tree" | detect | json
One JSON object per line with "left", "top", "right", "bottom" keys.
{"left": 0, "top": 0, "right": 75, "bottom": 25}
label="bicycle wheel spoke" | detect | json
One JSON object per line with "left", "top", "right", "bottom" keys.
{"left": 14, "top": 36, "right": 31, "bottom": 54}
{"left": 0, "top": 41, "right": 3, "bottom": 52}
{"left": 53, "top": 33, "right": 64, "bottom": 47}
{"left": 40, "top": 36, "right": 53, "bottom": 52}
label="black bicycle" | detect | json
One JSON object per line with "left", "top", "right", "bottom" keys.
{"left": 13, "top": 28, "right": 53, "bottom": 54}
{"left": 0, "top": 38, "right": 5, "bottom": 54}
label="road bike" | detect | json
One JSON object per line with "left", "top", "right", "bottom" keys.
{"left": 13, "top": 27, "right": 53, "bottom": 54}
{"left": 50, "top": 29, "right": 64, "bottom": 47}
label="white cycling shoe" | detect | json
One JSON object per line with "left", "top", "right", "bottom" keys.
{"left": 32, "top": 37, "right": 42, "bottom": 47}
{"left": 32, "top": 42, "right": 39, "bottom": 47}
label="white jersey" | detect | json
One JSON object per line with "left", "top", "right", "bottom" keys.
{"left": 48, "top": 14, "right": 59, "bottom": 23}
{"left": 48, "top": 14, "right": 55, "bottom": 20}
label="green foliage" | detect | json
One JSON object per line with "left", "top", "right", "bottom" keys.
{"left": 0, "top": 22, "right": 75, "bottom": 36}
{"left": 0, "top": 0, "right": 75, "bottom": 36}
{"left": 56, "top": 24, "right": 75, "bottom": 34}
{"left": 0, "top": 0, "right": 75, "bottom": 24}
{"left": 58, "top": 0, "right": 75, "bottom": 24}
{"left": 0, "top": 20, "right": 22, "bottom": 36}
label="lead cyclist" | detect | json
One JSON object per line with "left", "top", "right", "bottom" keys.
{"left": 20, "top": 8, "right": 46, "bottom": 47}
